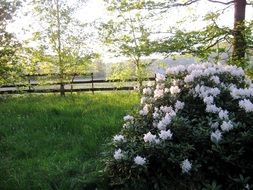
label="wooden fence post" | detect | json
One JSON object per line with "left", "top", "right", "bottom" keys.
{"left": 28, "top": 75, "right": 31, "bottom": 91}
{"left": 70, "top": 74, "right": 76, "bottom": 94}
{"left": 91, "top": 73, "right": 94, "bottom": 94}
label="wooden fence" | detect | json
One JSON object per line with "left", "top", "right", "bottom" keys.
{"left": 0, "top": 73, "right": 155, "bottom": 94}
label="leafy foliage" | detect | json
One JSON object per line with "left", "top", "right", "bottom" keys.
{"left": 27, "top": 0, "right": 98, "bottom": 95}
{"left": 0, "top": 0, "right": 21, "bottom": 85}
{"left": 104, "top": 63, "right": 253, "bottom": 189}
{"left": 102, "top": 0, "right": 155, "bottom": 89}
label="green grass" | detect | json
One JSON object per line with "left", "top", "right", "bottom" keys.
{"left": 0, "top": 92, "right": 139, "bottom": 190}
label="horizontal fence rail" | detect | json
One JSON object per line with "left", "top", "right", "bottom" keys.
{"left": 0, "top": 73, "right": 156, "bottom": 94}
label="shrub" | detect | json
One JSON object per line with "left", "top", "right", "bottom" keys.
{"left": 104, "top": 63, "right": 253, "bottom": 190}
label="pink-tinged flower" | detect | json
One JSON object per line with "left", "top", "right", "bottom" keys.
{"left": 156, "top": 73, "right": 166, "bottom": 82}
{"left": 170, "top": 86, "right": 181, "bottom": 95}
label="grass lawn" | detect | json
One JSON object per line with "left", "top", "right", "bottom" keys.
{"left": 0, "top": 92, "right": 139, "bottom": 190}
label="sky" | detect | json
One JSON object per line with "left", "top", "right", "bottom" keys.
{"left": 7, "top": 0, "right": 253, "bottom": 63}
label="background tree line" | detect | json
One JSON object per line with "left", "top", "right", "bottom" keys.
{"left": 1, "top": 0, "right": 253, "bottom": 94}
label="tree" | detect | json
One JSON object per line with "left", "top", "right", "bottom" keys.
{"left": 144, "top": 0, "right": 253, "bottom": 66}
{"left": 101, "top": 0, "right": 154, "bottom": 90}
{"left": 232, "top": 0, "right": 247, "bottom": 65}
{"left": 29, "top": 0, "right": 96, "bottom": 96}
{"left": 0, "top": 0, "right": 21, "bottom": 86}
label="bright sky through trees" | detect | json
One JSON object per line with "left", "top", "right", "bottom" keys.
{"left": 7, "top": 0, "right": 253, "bottom": 63}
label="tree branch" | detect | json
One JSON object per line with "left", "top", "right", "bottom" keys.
{"left": 207, "top": 0, "right": 234, "bottom": 5}
{"left": 170, "top": 0, "right": 200, "bottom": 7}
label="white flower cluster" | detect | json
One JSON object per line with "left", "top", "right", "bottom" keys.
{"left": 230, "top": 86, "right": 253, "bottom": 99}
{"left": 156, "top": 73, "right": 166, "bottom": 82}
{"left": 112, "top": 63, "right": 253, "bottom": 174}
{"left": 170, "top": 63, "right": 245, "bottom": 84}
{"left": 134, "top": 155, "right": 146, "bottom": 165}
{"left": 154, "top": 88, "right": 164, "bottom": 99}
{"left": 166, "top": 65, "right": 186, "bottom": 75}
{"left": 123, "top": 114, "right": 134, "bottom": 129}
{"left": 181, "top": 159, "right": 192, "bottom": 173}
{"left": 139, "top": 104, "right": 150, "bottom": 116}
{"left": 114, "top": 149, "right": 147, "bottom": 166}
{"left": 175, "top": 100, "right": 185, "bottom": 111}
{"left": 113, "top": 134, "right": 125, "bottom": 143}
{"left": 143, "top": 131, "right": 159, "bottom": 143}
{"left": 123, "top": 115, "right": 134, "bottom": 122}
{"left": 114, "top": 149, "right": 124, "bottom": 160}
{"left": 170, "top": 86, "right": 181, "bottom": 95}
{"left": 143, "top": 87, "right": 152, "bottom": 96}
{"left": 211, "top": 130, "right": 222, "bottom": 144}
{"left": 180, "top": 64, "right": 249, "bottom": 143}
{"left": 239, "top": 99, "right": 253, "bottom": 112}
{"left": 159, "top": 129, "right": 173, "bottom": 140}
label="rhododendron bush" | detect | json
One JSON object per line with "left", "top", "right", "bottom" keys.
{"left": 105, "top": 63, "right": 253, "bottom": 189}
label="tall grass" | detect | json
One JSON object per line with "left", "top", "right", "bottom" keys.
{"left": 0, "top": 92, "right": 139, "bottom": 189}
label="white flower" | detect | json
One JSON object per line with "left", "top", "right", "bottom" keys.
{"left": 203, "top": 96, "right": 214, "bottom": 105}
{"left": 134, "top": 156, "right": 146, "bottom": 165}
{"left": 143, "top": 87, "right": 152, "bottom": 95}
{"left": 206, "top": 104, "right": 221, "bottom": 113}
{"left": 139, "top": 104, "right": 149, "bottom": 116}
{"left": 156, "top": 73, "right": 166, "bottom": 82}
{"left": 184, "top": 74, "right": 195, "bottom": 83}
{"left": 140, "top": 97, "right": 147, "bottom": 104}
{"left": 181, "top": 159, "right": 192, "bottom": 173}
{"left": 220, "top": 120, "right": 233, "bottom": 132}
{"left": 166, "top": 65, "right": 186, "bottom": 75}
{"left": 210, "top": 76, "right": 220, "bottom": 84}
{"left": 170, "top": 86, "right": 181, "bottom": 95}
{"left": 230, "top": 66, "right": 244, "bottom": 76}
{"left": 218, "top": 110, "right": 229, "bottom": 120}
{"left": 154, "top": 89, "right": 164, "bottom": 99}
{"left": 172, "top": 79, "right": 178, "bottom": 86}
{"left": 160, "top": 106, "right": 173, "bottom": 113}
{"left": 239, "top": 99, "right": 253, "bottom": 112}
{"left": 168, "top": 110, "right": 177, "bottom": 117}
{"left": 153, "top": 112, "right": 160, "bottom": 119}
{"left": 156, "top": 83, "right": 165, "bottom": 89}
{"left": 114, "top": 149, "right": 124, "bottom": 160}
{"left": 123, "top": 115, "right": 134, "bottom": 122}
{"left": 164, "top": 88, "right": 169, "bottom": 93}
{"left": 157, "top": 121, "right": 166, "bottom": 130}
{"left": 209, "top": 87, "right": 221, "bottom": 97}
{"left": 210, "top": 122, "right": 219, "bottom": 129}
{"left": 211, "top": 130, "right": 222, "bottom": 144}
{"left": 157, "top": 114, "right": 171, "bottom": 130}
{"left": 230, "top": 87, "right": 246, "bottom": 99}
{"left": 175, "top": 100, "right": 185, "bottom": 111}
{"left": 159, "top": 129, "right": 173, "bottom": 140}
{"left": 143, "top": 132, "right": 157, "bottom": 143}
{"left": 113, "top": 134, "right": 125, "bottom": 142}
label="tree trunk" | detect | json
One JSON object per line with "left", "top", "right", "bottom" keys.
{"left": 55, "top": 0, "right": 65, "bottom": 96}
{"left": 232, "top": 0, "right": 247, "bottom": 66}
{"left": 136, "top": 61, "right": 143, "bottom": 93}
